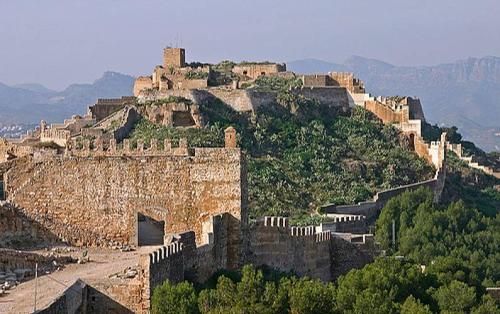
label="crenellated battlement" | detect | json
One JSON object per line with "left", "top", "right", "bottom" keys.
{"left": 263, "top": 216, "right": 289, "bottom": 228}
{"left": 315, "top": 231, "right": 331, "bottom": 242}
{"left": 66, "top": 137, "right": 193, "bottom": 157}
{"left": 148, "top": 241, "right": 183, "bottom": 265}
{"left": 290, "top": 226, "right": 316, "bottom": 237}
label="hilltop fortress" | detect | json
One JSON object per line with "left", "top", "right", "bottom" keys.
{"left": 0, "top": 48, "right": 457, "bottom": 313}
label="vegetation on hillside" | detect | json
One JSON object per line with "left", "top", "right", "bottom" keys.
{"left": 151, "top": 262, "right": 499, "bottom": 314}
{"left": 376, "top": 187, "right": 499, "bottom": 289}
{"left": 128, "top": 81, "right": 434, "bottom": 222}
{"left": 151, "top": 187, "right": 499, "bottom": 313}
{"left": 208, "top": 61, "right": 238, "bottom": 86}
{"left": 423, "top": 122, "right": 500, "bottom": 169}
{"left": 443, "top": 153, "right": 500, "bottom": 216}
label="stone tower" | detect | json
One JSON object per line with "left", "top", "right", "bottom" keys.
{"left": 163, "top": 47, "right": 185, "bottom": 68}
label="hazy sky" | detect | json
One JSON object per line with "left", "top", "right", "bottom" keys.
{"left": 1, "top": 0, "right": 499, "bottom": 90}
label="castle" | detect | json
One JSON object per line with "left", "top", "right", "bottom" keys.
{"left": 0, "top": 48, "right": 462, "bottom": 313}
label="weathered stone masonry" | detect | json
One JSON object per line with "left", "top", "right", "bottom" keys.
{"left": 5, "top": 141, "right": 247, "bottom": 247}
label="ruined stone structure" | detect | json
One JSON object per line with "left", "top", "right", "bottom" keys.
{"left": 135, "top": 214, "right": 373, "bottom": 312}
{"left": 232, "top": 62, "right": 286, "bottom": 80}
{"left": 447, "top": 142, "right": 499, "bottom": 177}
{"left": 88, "top": 96, "right": 137, "bottom": 122}
{"left": 1, "top": 48, "right": 464, "bottom": 313}
{"left": 4, "top": 133, "right": 246, "bottom": 247}
{"left": 133, "top": 48, "right": 210, "bottom": 96}
{"left": 163, "top": 47, "right": 185, "bottom": 68}
{"left": 302, "top": 72, "right": 365, "bottom": 94}
{"left": 138, "top": 101, "right": 203, "bottom": 128}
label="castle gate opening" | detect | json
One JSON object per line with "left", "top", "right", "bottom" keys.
{"left": 137, "top": 212, "right": 165, "bottom": 246}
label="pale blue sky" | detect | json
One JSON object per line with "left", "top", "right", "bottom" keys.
{"left": 1, "top": 0, "right": 499, "bottom": 90}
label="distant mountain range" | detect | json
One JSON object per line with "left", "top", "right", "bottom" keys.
{"left": 288, "top": 56, "right": 500, "bottom": 152}
{"left": 0, "top": 71, "right": 134, "bottom": 125}
{"left": 1, "top": 57, "right": 499, "bottom": 151}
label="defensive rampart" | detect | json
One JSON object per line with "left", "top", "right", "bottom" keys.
{"left": 138, "top": 213, "right": 238, "bottom": 311}
{"left": 245, "top": 216, "right": 333, "bottom": 281}
{"left": 321, "top": 164, "right": 445, "bottom": 218}
{"left": 138, "top": 86, "right": 350, "bottom": 113}
{"left": 4, "top": 139, "right": 247, "bottom": 247}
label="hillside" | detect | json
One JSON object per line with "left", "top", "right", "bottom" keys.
{"left": 127, "top": 78, "right": 435, "bottom": 223}
{"left": 288, "top": 56, "right": 500, "bottom": 152}
{"left": 0, "top": 71, "right": 134, "bottom": 125}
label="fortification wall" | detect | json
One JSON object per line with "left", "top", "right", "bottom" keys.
{"left": 329, "top": 237, "right": 374, "bottom": 279}
{"left": 365, "top": 100, "right": 406, "bottom": 123}
{"left": 134, "top": 77, "right": 153, "bottom": 96}
{"left": 329, "top": 72, "right": 365, "bottom": 93}
{"left": 322, "top": 164, "right": 445, "bottom": 218}
{"left": 290, "top": 87, "right": 350, "bottom": 108}
{"left": 232, "top": 63, "right": 286, "bottom": 80}
{"left": 40, "top": 128, "right": 70, "bottom": 147}
{"left": 316, "top": 215, "right": 367, "bottom": 234}
{"left": 0, "top": 202, "right": 61, "bottom": 247}
{"left": 246, "top": 216, "right": 333, "bottom": 281}
{"left": 5, "top": 141, "right": 246, "bottom": 247}
{"left": 89, "top": 97, "right": 136, "bottom": 122}
{"left": 406, "top": 98, "right": 426, "bottom": 121}
{"left": 138, "top": 213, "right": 236, "bottom": 311}
{"left": 302, "top": 75, "right": 330, "bottom": 87}
{"left": 0, "top": 248, "right": 73, "bottom": 273}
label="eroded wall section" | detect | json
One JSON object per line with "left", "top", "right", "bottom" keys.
{"left": 5, "top": 146, "right": 246, "bottom": 247}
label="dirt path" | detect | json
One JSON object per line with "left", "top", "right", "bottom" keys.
{"left": 0, "top": 246, "right": 157, "bottom": 314}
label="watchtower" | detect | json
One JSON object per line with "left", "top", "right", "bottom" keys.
{"left": 163, "top": 47, "right": 186, "bottom": 68}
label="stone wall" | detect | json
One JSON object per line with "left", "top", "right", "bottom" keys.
{"left": 321, "top": 163, "right": 446, "bottom": 219}
{"left": 329, "top": 237, "right": 374, "bottom": 279}
{"left": 365, "top": 100, "right": 406, "bottom": 123}
{"left": 37, "top": 279, "right": 138, "bottom": 314}
{"left": 290, "top": 87, "right": 350, "bottom": 108}
{"left": 0, "top": 248, "right": 73, "bottom": 273}
{"left": 139, "top": 86, "right": 349, "bottom": 113}
{"left": 316, "top": 216, "right": 367, "bottom": 234}
{"left": 232, "top": 63, "right": 286, "bottom": 80}
{"left": 134, "top": 77, "right": 153, "bottom": 97}
{"left": 163, "top": 48, "right": 185, "bottom": 68}
{"left": 138, "top": 213, "right": 236, "bottom": 312}
{"left": 138, "top": 102, "right": 203, "bottom": 128}
{"left": 5, "top": 140, "right": 246, "bottom": 247}
{"left": 89, "top": 97, "right": 136, "bottom": 122}
{"left": 302, "top": 74, "right": 331, "bottom": 87}
{"left": 0, "top": 201, "right": 61, "bottom": 247}
{"left": 246, "top": 216, "right": 333, "bottom": 281}
{"left": 329, "top": 72, "right": 365, "bottom": 93}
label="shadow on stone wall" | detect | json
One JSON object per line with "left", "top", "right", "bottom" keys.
{"left": 0, "top": 202, "right": 64, "bottom": 249}
{"left": 36, "top": 280, "right": 135, "bottom": 314}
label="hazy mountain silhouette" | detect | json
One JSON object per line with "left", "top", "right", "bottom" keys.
{"left": 0, "top": 71, "right": 134, "bottom": 125}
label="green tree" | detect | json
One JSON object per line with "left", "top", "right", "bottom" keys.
{"left": 471, "top": 296, "right": 500, "bottom": 314}
{"left": 152, "top": 281, "right": 199, "bottom": 314}
{"left": 433, "top": 280, "right": 476, "bottom": 313}
{"left": 288, "top": 277, "right": 337, "bottom": 314}
{"left": 336, "top": 258, "right": 432, "bottom": 314}
{"left": 401, "top": 296, "right": 432, "bottom": 314}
